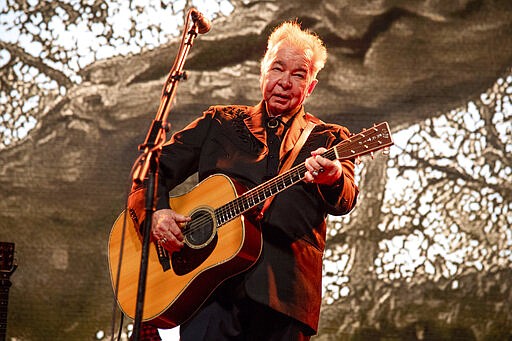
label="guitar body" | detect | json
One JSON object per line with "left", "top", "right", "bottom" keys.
{"left": 108, "top": 174, "right": 263, "bottom": 328}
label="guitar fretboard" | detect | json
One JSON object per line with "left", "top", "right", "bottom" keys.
{"left": 0, "top": 277, "right": 12, "bottom": 338}
{"left": 215, "top": 164, "right": 306, "bottom": 225}
{"left": 213, "top": 122, "right": 393, "bottom": 226}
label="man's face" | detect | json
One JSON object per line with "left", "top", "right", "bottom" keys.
{"left": 260, "top": 43, "right": 317, "bottom": 117}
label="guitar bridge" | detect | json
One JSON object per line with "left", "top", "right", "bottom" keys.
{"left": 156, "top": 243, "right": 171, "bottom": 271}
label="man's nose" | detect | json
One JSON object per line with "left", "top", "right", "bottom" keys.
{"left": 278, "top": 73, "right": 292, "bottom": 88}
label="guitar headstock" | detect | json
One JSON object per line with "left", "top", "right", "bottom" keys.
{"left": 335, "top": 122, "right": 394, "bottom": 160}
{"left": 0, "top": 242, "right": 17, "bottom": 278}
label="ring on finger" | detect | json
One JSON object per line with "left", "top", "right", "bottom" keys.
{"left": 160, "top": 237, "right": 168, "bottom": 244}
{"left": 312, "top": 170, "right": 319, "bottom": 177}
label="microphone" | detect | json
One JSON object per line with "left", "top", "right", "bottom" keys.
{"left": 190, "top": 9, "right": 211, "bottom": 34}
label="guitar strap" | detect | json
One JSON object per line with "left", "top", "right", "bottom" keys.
{"left": 257, "top": 119, "right": 317, "bottom": 220}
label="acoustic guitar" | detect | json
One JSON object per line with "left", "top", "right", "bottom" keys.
{"left": 108, "top": 122, "right": 393, "bottom": 328}
{"left": 0, "top": 242, "right": 16, "bottom": 341}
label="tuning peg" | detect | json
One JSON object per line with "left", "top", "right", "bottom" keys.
{"left": 382, "top": 147, "right": 390, "bottom": 156}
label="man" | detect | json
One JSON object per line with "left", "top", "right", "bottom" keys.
{"left": 149, "top": 21, "right": 358, "bottom": 340}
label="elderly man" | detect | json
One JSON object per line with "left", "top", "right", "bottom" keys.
{"left": 149, "top": 21, "right": 358, "bottom": 340}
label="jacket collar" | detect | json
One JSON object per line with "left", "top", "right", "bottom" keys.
{"left": 244, "top": 101, "right": 309, "bottom": 159}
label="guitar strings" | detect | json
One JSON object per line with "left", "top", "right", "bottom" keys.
{"left": 181, "top": 166, "right": 304, "bottom": 236}
{"left": 180, "top": 126, "right": 384, "bottom": 237}
{"left": 180, "top": 130, "right": 373, "bottom": 237}
{"left": 180, "top": 165, "right": 305, "bottom": 237}
{"left": 181, "top": 132, "right": 365, "bottom": 236}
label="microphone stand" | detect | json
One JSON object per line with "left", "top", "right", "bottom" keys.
{"left": 130, "top": 9, "right": 202, "bottom": 340}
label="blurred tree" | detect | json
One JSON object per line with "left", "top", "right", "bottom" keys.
{"left": 0, "top": 0, "right": 511, "bottom": 340}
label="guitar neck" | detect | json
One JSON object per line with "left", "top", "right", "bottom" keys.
{"left": 0, "top": 276, "right": 13, "bottom": 340}
{"left": 215, "top": 163, "right": 307, "bottom": 225}
{"left": 213, "top": 121, "right": 393, "bottom": 226}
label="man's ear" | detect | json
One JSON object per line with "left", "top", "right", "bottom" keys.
{"left": 307, "top": 79, "right": 318, "bottom": 96}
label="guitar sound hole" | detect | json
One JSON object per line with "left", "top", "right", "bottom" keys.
{"left": 185, "top": 209, "right": 216, "bottom": 248}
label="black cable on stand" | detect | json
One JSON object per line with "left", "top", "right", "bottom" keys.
{"left": 129, "top": 8, "right": 210, "bottom": 341}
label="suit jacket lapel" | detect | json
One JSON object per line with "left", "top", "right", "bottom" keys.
{"left": 280, "top": 107, "right": 308, "bottom": 159}
{"left": 244, "top": 101, "right": 267, "bottom": 147}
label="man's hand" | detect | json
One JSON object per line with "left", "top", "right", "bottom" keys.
{"left": 151, "top": 209, "right": 191, "bottom": 252}
{"left": 304, "top": 148, "right": 343, "bottom": 185}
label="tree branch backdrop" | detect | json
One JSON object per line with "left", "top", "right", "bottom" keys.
{"left": 0, "top": 0, "right": 511, "bottom": 340}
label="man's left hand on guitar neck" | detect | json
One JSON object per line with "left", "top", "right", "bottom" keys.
{"left": 304, "top": 147, "right": 343, "bottom": 185}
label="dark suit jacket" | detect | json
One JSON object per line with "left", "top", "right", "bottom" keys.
{"left": 156, "top": 101, "right": 358, "bottom": 333}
